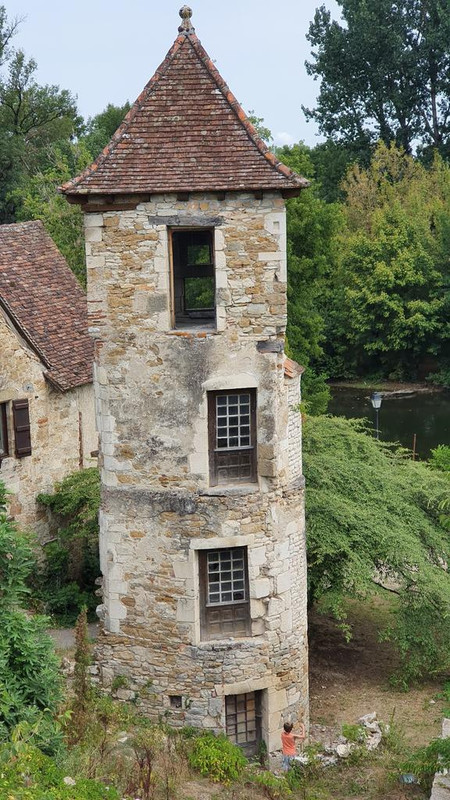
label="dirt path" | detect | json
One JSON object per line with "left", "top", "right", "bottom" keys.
{"left": 309, "top": 596, "right": 442, "bottom": 747}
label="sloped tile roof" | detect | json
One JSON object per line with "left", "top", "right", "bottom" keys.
{"left": 61, "top": 15, "right": 308, "bottom": 197}
{"left": 0, "top": 220, "right": 93, "bottom": 392}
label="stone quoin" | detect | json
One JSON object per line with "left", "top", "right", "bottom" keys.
{"left": 61, "top": 6, "right": 309, "bottom": 753}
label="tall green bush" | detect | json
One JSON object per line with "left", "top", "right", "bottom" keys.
{"left": 0, "top": 480, "right": 61, "bottom": 738}
{"left": 35, "top": 468, "right": 100, "bottom": 623}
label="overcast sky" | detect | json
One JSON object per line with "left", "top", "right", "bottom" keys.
{"left": 3, "top": 1, "right": 342, "bottom": 146}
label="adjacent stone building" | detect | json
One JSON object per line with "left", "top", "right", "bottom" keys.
{"left": 62, "top": 7, "right": 309, "bottom": 752}
{"left": 0, "top": 220, "right": 96, "bottom": 538}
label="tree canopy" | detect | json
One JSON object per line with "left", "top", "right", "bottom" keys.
{"left": 303, "top": 0, "right": 450, "bottom": 159}
{"left": 321, "top": 142, "right": 450, "bottom": 378}
{"left": 304, "top": 414, "right": 450, "bottom": 685}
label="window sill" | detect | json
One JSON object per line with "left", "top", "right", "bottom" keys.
{"left": 196, "top": 635, "right": 264, "bottom": 650}
{"left": 200, "top": 484, "right": 260, "bottom": 497}
{"left": 166, "top": 328, "right": 219, "bottom": 337}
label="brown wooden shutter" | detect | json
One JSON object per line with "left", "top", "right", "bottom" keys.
{"left": 13, "top": 399, "right": 32, "bottom": 458}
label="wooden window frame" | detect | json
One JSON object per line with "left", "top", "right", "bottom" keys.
{"left": 0, "top": 402, "right": 9, "bottom": 457}
{"left": 225, "top": 691, "right": 262, "bottom": 755}
{"left": 199, "top": 547, "right": 251, "bottom": 641}
{"left": 169, "top": 227, "right": 216, "bottom": 329}
{"left": 208, "top": 389, "right": 257, "bottom": 486}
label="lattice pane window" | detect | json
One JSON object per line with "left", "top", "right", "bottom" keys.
{"left": 225, "top": 692, "right": 261, "bottom": 755}
{"left": 199, "top": 547, "right": 251, "bottom": 640}
{"left": 208, "top": 390, "right": 257, "bottom": 485}
{"left": 216, "top": 394, "right": 251, "bottom": 449}
{"left": 207, "top": 548, "right": 246, "bottom": 605}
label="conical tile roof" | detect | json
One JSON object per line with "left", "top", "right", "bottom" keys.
{"left": 61, "top": 8, "right": 307, "bottom": 198}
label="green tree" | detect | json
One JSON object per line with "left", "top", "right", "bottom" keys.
{"left": 11, "top": 142, "right": 92, "bottom": 285}
{"left": 0, "top": 49, "right": 81, "bottom": 222}
{"left": 247, "top": 110, "right": 273, "bottom": 147}
{"left": 278, "top": 143, "right": 342, "bottom": 412}
{"left": 304, "top": 414, "right": 450, "bottom": 685}
{"left": 322, "top": 143, "right": 450, "bottom": 378}
{"left": 83, "top": 101, "right": 131, "bottom": 160}
{"left": 303, "top": 0, "right": 450, "bottom": 158}
{"left": 0, "top": 6, "right": 89, "bottom": 278}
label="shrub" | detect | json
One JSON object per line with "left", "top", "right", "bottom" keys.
{"left": 250, "top": 768, "right": 292, "bottom": 798}
{"left": 68, "top": 608, "right": 94, "bottom": 744}
{"left": 188, "top": 732, "right": 247, "bottom": 783}
{"left": 0, "top": 482, "right": 62, "bottom": 740}
{"left": 402, "top": 737, "right": 450, "bottom": 789}
{"left": 35, "top": 468, "right": 100, "bottom": 623}
{"left": 430, "top": 445, "right": 450, "bottom": 473}
{"left": 427, "top": 367, "right": 450, "bottom": 388}
{"left": 0, "top": 742, "right": 119, "bottom": 799}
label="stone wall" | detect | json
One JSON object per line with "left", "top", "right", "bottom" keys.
{"left": 86, "top": 192, "right": 308, "bottom": 751}
{"left": 0, "top": 309, "right": 97, "bottom": 539}
{"left": 287, "top": 375, "right": 302, "bottom": 487}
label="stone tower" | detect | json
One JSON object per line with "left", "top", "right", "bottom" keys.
{"left": 62, "top": 7, "right": 309, "bottom": 753}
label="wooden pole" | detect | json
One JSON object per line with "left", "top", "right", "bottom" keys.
{"left": 412, "top": 433, "right": 417, "bottom": 461}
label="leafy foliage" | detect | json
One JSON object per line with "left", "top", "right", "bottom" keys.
{"left": 278, "top": 143, "right": 343, "bottom": 413}
{"left": 0, "top": 480, "right": 62, "bottom": 738}
{"left": 402, "top": 737, "right": 450, "bottom": 789}
{"left": 0, "top": 743, "right": 119, "bottom": 799}
{"left": 188, "top": 732, "right": 247, "bottom": 783}
{"left": 304, "top": 0, "right": 450, "bottom": 158}
{"left": 321, "top": 143, "right": 450, "bottom": 378}
{"left": 303, "top": 415, "right": 450, "bottom": 683}
{"left": 430, "top": 445, "right": 450, "bottom": 473}
{"left": 34, "top": 468, "right": 100, "bottom": 624}
{"left": 83, "top": 102, "right": 131, "bottom": 160}
{"left": 0, "top": 8, "right": 81, "bottom": 225}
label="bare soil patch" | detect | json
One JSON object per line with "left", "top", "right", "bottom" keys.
{"left": 309, "top": 595, "right": 442, "bottom": 748}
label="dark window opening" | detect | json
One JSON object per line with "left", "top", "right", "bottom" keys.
{"left": 225, "top": 691, "right": 262, "bottom": 756}
{"left": 169, "top": 695, "right": 182, "bottom": 709}
{"left": 199, "top": 547, "right": 251, "bottom": 640}
{"left": 0, "top": 403, "right": 9, "bottom": 457}
{"left": 208, "top": 390, "right": 257, "bottom": 486}
{"left": 171, "top": 229, "right": 215, "bottom": 328}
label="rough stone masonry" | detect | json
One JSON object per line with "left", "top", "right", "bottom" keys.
{"left": 61, "top": 7, "right": 309, "bottom": 753}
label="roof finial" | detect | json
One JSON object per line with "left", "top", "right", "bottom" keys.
{"left": 179, "top": 6, "right": 195, "bottom": 34}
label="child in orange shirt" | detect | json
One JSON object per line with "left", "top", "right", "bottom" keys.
{"left": 281, "top": 721, "right": 306, "bottom": 771}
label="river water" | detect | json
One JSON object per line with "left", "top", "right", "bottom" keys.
{"left": 328, "top": 387, "right": 450, "bottom": 460}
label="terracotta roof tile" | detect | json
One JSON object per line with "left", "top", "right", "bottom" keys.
{"left": 61, "top": 17, "right": 308, "bottom": 197}
{"left": 284, "top": 358, "right": 305, "bottom": 379}
{"left": 0, "top": 221, "right": 93, "bottom": 392}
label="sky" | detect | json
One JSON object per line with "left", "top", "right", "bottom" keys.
{"left": 3, "top": 0, "right": 343, "bottom": 147}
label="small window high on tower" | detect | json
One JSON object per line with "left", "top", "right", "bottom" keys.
{"left": 170, "top": 229, "right": 215, "bottom": 328}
